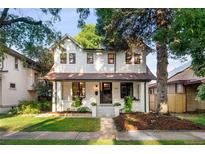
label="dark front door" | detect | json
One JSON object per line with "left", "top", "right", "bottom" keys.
{"left": 100, "top": 82, "right": 112, "bottom": 104}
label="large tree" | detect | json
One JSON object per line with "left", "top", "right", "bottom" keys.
{"left": 168, "top": 9, "right": 205, "bottom": 101}
{"left": 74, "top": 24, "right": 102, "bottom": 48}
{"left": 0, "top": 8, "right": 62, "bottom": 61}
{"left": 77, "top": 8, "right": 173, "bottom": 113}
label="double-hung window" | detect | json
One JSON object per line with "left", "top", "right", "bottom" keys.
{"left": 121, "top": 83, "right": 133, "bottom": 98}
{"left": 87, "top": 53, "right": 94, "bottom": 64}
{"left": 108, "top": 53, "right": 115, "bottom": 64}
{"left": 72, "top": 82, "right": 86, "bottom": 98}
{"left": 60, "top": 52, "right": 67, "bottom": 64}
{"left": 69, "top": 53, "right": 76, "bottom": 64}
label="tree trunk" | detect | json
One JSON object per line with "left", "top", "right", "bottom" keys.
{"left": 156, "top": 9, "right": 169, "bottom": 114}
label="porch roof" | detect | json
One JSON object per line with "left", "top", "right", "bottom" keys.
{"left": 44, "top": 71, "right": 156, "bottom": 81}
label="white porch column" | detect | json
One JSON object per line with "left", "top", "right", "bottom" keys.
{"left": 140, "top": 82, "right": 149, "bottom": 113}
{"left": 52, "top": 81, "right": 57, "bottom": 112}
{"left": 56, "top": 81, "right": 62, "bottom": 112}
{"left": 52, "top": 81, "right": 62, "bottom": 112}
{"left": 145, "top": 82, "right": 149, "bottom": 112}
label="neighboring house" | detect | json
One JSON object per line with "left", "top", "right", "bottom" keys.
{"left": 149, "top": 62, "right": 205, "bottom": 113}
{"left": 0, "top": 47, "right": 39, "bottom": 113}
{"left": 45, "top": 34, "right": 156, "bottom": 117}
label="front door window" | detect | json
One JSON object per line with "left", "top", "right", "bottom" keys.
{"left": 100, "top": 82, "right": 112, "bottom": 104}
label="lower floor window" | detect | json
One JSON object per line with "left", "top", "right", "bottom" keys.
{"left": 72, "top": 82, "right": 86, "bottom": 98}
{"left": 121, "top": 82, "right": 133, "bottom": 98}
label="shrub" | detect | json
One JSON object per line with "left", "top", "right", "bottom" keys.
{"left": 91, "top": 102, "right": 97, "bottom": 106}
{"left": 72, "top": 96, "right": 82, "bottom": 107}
{"left": 18, "top": 100, "right": 41, "bottom": 114}
{"left": 196, "top": 84, "right": 205, "bottom": 101}
{"left": 114, "top": 102, "right": 121, "bottom": 107}
{"left": 124, "top": 96, "right": 133, "bottom": 113}
{"left": 77, "top": 107, "right": 91, "bottom": 113}
{"left": 9, "top": 106, "right": 18, "bottom": 114}
{"left": 38, "top": 100, "right": 52, "bottom": 111}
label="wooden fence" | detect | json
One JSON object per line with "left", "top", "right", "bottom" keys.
{"left": 149, "top": 94, "right": 186, "bottom": 113}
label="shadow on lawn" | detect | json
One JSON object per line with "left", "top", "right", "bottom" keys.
{"left": 22, "top": 118, "right": 60, "bottom": 132}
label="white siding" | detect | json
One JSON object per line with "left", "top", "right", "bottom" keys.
{"left": 0, "top": 53, "right": 37, "bottom": 113}
{"left": 54, "top": 81, "right": 148, "bottom": 113}
{"left": 53, "top": 38, "right": 147, "bottom": 73}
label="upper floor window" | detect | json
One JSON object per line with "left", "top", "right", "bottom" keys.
{"left": 10, "top": 83, "right": 16, "bottom": 89}
{"left": 125, "top": 52, "right": 132, "bottom": 64}
{"left": 108, "top": 53, "right": 115, "bottom": 64}
{"left": 60, "top": 52, "right": 67, "bottom": 64}
{"left": 69, "top": 53, "right": 76, "bottom": 64}
{"left": 15, "top": 57, "right": 18, "bottom": 69}
{"left": 134, "top": 53, "right": 142, "bottom": 64}
{"left": 87, "top": 53, "right": 93, "bottom": 64}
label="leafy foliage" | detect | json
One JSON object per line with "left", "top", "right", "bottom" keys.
{"left": 168, "top": 9, "right": 205, "bottom": 77}
{"left": 9, "top": 100, "right": 52, "bottom": 114}
{"left": 72, "top": 96, "right": 81, "bottom": 107}
{"left": 18, "top": 100, "right": 41, "bottom": 114}
{"left": 77, "top": 107, "right": 91, "bottom": 113}
{"left": 0, "top": 8, "right": 61, "bottom": 74}
{"left": 124, "top": 96, "right": 133, "bottom": 113}
{"left": 74, "top": 24, "right": 102, "bottom": 48}
{"left": 91, "top": 102, "right": 97, "bottom": 106}
{"left": 196, "top": 84, "right": 205, "bottom": 101}
{"left": 35, "top": 80, "right": 52, "bottom": 98}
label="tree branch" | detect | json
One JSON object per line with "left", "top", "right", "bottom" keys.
{"left": 0, "top": 17, "right": 42, "bottom": 28}
{"left": 0, "top": 8, "right": 9, "bottom": 21}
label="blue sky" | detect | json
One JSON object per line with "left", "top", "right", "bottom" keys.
{"left": 13, "top": 8, "right": 190, "bottom": 75}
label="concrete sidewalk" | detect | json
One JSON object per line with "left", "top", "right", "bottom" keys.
{"left": 1, "top": 131, "right": 205, "bottom": 141}
{"left": 116, "top": 131, "right": 205, "bottom": 141}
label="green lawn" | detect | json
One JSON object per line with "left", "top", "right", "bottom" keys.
{"left": 0, "top": 114, "right": 100, "bottom": 132}
{"left": 175, "top": 113, "right": 205, "bottom": 126}
{"left": 0, "top": 139, "right": 205, "bottom": 145}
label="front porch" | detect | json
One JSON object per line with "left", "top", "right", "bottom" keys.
{"left": 52, "top": 81, "right": 149, "bottom": 117}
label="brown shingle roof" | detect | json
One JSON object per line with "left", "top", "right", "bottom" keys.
{"left": 149, "top": 67, "right": 205, "bottom": 88}
{"left": 45, "top": 70, "right": 156, "bottom": 81}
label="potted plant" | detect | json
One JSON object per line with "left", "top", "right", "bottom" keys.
{"left": 113, "top": 102, "right": 121, "bottom": 116}
{"left": 91, "top": 102, "right": 97, "bottom": 117}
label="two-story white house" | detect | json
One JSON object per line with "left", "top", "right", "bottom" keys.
{"left": 0, "top": 47, "right": 39, "bottom": 113}
{"left": 45, "top": 34, "right": 155, "bottom": 117}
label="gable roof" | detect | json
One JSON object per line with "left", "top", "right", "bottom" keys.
{"left": 149, "top": 61, "right": 205, "bottom": 88}
{"left": 50, "top": 34, "right": 154, "bottom": 53}
{"left": 3, "top": 46, "right": 39, "bottom": 71}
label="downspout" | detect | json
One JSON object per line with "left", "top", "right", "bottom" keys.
{"left": 144, "top": 81, "right": 147, "bottom": 112}
{"left": 114, "top": 51, "right": 116, "bottom": 73}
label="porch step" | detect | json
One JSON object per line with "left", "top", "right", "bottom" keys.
{"left": 97, "top": 105, "right": 115, "bottom": 117}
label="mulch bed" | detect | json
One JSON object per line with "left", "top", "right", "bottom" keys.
{"left": 113, "top": 112, "right": 205, "bottom": 131}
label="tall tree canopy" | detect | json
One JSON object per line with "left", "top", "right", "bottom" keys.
{"left": 0, "top": 8, "right": 62, "bottom": 76}
{"left": 168, "top": 9, "right": 205, "bottom": 101}
{"left": 0, "top": 8, "right": 62, "bottom": 60}
{"left": 74, "top": 24, "right": 102, "bottom": 48}
{"left": 77, "top": 8, "right": 174, "bottom": 113}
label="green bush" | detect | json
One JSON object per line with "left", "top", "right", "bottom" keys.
{"left": 72, "top": 96, "right": 81, "bottom": 107}
{"left": 114, "top": 102, "right": 121, "bottom": 106}
{"left": 77, "top": 107, "right": 91, "bottom": 113}
{"left": 9, "top": 106, "right": 18, "bottom": 114}
{"left": 38, "top": 100, "right": 52, "bottom": 111}
{"left": 91, "top": 102, "right": 97, "bottom": 106}
{"left": 18, "top": 100, "right": 41, "bottom": 114}
{"left": 124, "top": 96, "right": 133, "bottom": 113}
{"left": 196, "top": 84, "right": 205, "bottom": 101}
